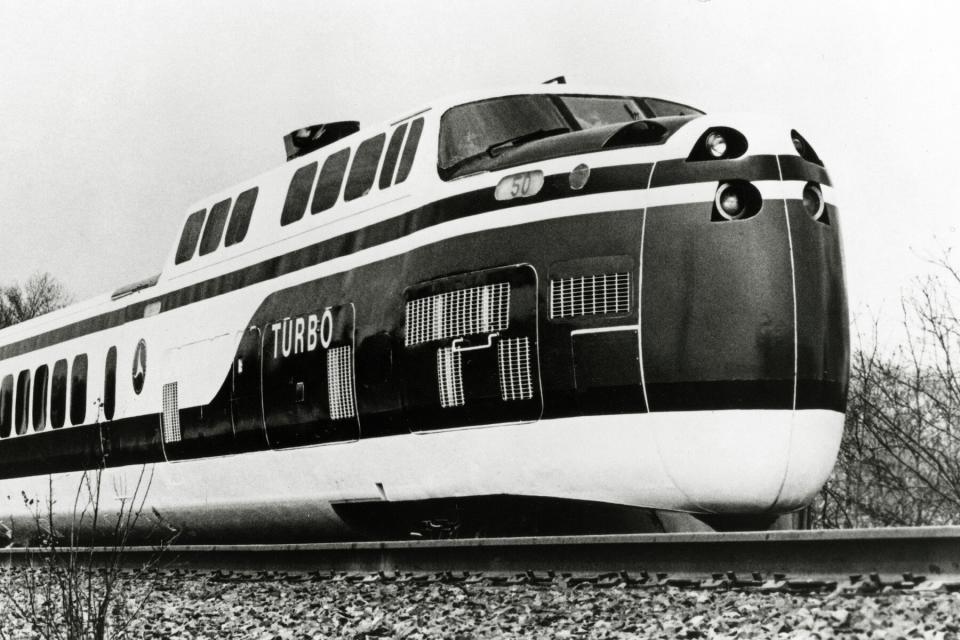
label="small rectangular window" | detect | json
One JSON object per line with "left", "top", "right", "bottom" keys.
{"left": 33, "top": 365, "right": 48, "bottom": 431}
{"left": 199, "top": 198, "right": 232, "bottom": 256}
{"left": 0, "top": 375, "right": 12, "bottom": 438}
{"left": 51, "top": 359, "right": 67, "bottom": 429}
{"left": 311, "top": 148, "right": 351, "bottom": 214}
{"left": 379, "top": 124, "right": 408, "bottom": 190}
{"left": 344, "top": 134, "right": 386, "bottom": 201}
{"left": 175, "top": 210, "right": 206, "bottom": 264}
{"left": 224, "top": 187, "right": 258, "bottom": 247}
{"left": 70, "top": 354, "right": 88, "bottom": 426}
{"left": 281, "top": 162, "right": 318, "bottom": 226}
{"left": 15, "top": 370, "right": 30, "bottom": 435}
{"left": 104, "top": 347, "right": 117, "bottom": 421}
{"left": 395, "top": 118, "right": 423, "bottom": 184}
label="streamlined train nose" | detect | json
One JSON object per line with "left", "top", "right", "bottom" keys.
{"left": 640, "top": 128, "right": 848, "bottom": 515}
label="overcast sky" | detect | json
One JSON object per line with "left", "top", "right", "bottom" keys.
{"left": 1, "top": 1, "right": 957, "bottom": 339}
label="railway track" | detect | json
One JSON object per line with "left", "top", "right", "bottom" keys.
{"left": 3, "top": 526, "right": 960, "bottom": 586}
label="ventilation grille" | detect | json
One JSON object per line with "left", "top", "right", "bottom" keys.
{"left": 498, "top": 337, "right": 534, "bottom": 401}
{"left": 161, "top": 382, "right": 181, "bottom": 443}
{"left": 327, "top": 346, "right": 356, "bottom": 420}
{"left": 550, "top": 273, "right": 631, "bottom": 319}
{"left": 406, "top": 282, "right": 510, "bottom": 347}
{"left": 437, "top": 347, "right": 465, "bottom": 408}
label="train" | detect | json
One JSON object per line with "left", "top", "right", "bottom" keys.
{"left": 0, "top": 84, "right": 848, "bottom": 542}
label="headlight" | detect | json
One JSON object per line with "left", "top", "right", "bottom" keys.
{"left": 802, "top": 182, "right": 825, "bottom": 220}
{"left": 713, "top": 181, "right": 762, "bottom": 221}
{"left": 790, "top": 129, "right": 824, "bottom": 166}
{"left": 687, "top": 127, "right": 748, "bottom": 161}
{"left": 791, "top": 133, "right": 805, "bottom": 155}
{"left": 715, "top": 183, "right": 746, "bottom": 219}
{"left": 706, "top": 131, "right": 728, "bottom": 158}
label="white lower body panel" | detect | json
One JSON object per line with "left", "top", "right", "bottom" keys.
{"left": 0, "top": 409, "right": 843, "bottom": 541}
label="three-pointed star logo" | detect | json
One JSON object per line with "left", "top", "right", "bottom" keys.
{"left": 132, "top": 339, "right": 147, "bottom": 394}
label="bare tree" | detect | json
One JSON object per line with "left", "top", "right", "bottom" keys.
{"left": 0, "top": 272, "right": 72, "bottom": 329}
{"left": 0, "top": 467, "right": 176, "bottom": 639}
{"left": 813, "top": 253, "right": 960, "bottom": 528}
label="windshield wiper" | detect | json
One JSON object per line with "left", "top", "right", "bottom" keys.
{"left": 485, "top": 127, "right": 571, "bottom": 156}
{"left": 439, "top": 127, "right": 572, "bottom": 180}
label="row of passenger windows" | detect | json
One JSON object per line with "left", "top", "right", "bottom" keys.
{"left": 175, "top": 186, "right": 260, "bottom": 265}
{"left": 175, "top": 117, "right": 423, "bottom": 264}
{"left": 0, "top": 348, "right": 117, "bottom": 438}
{"left": 280, "top": 117, "right": 424, "bottom": 227}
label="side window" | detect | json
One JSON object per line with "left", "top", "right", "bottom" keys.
{"left": 0, "top": 375, "right": 12, "bottom": 438}
{"left": 33, "top": 365, "right": 48, "bottom": 432}
{"left": 198, "top": 198, "right": 232, "bottom": 256}
{"left": 344, "top": 134, "right": 386, "bottom": 201}
{"left": 281, "top": 162, "right": 318, "bottom": 226}
{"left": 51, "top": 359, "right": 68, "bottom": 429}
{"left": 70, "top": 355, "right": 87, "bottom": 426}
{"left": 378, "top": 124, "right": 408, "bottom": 190}
{"left": 311, "top": 148, "right": 351, "bottom": 214}
{"left": 224, "top": 187, "right": 258, "bottom": 247}
{"left": 395, "top": 117, "right": 424, "bottom": 184}
{"left": 175, "top": 209, "right": 206, "bottom": 264}
{"left": 14, "top": 370, "right": 30, "bottom": 435}
{"left": 104, "top": 347, "right": 117, "bottom": 421}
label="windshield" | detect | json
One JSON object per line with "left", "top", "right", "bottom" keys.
{"left": 438, "top": 94, "right": 703, "bottom": 173}
{"left": 439, "top": 95, "right": 569, "bottom": 169}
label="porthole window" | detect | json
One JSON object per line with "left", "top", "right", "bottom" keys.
{"left": 281, "top": 162, "right": 318, "bottom": 226}
{"left": 104, "top": 347, "right": 117, "bottom": 421}
{"left": 175, "top": 209, "right": 206, "bottom": 264}
{"left": 199, "top": 198, "right": 232, "bottom": 256}
{"left": 0, "top": 375, "right": 12, "bottom": 438}
{"left": 51, "top": 359, "right": 67, "bottom": 429}
{"left": 70, "top": 354, "right": 88, "bottom": 426}
{"left": 344, "top": 134, "right": 386, "bottom": 201}
{"left": 33, "top": 365, "right": 48, "bottom": 432}
{"left": 379, "top": 124, "right": 408, "bottom": 190}
{"left": 395, "top": 117, "right": 424, "bottom": 184}
{"left": 224, "top": 187, "right": 258, "bottom": 247}
{"left": 14, "top": 370, "right": 30, "bottom": 435}
{"left": 312, "top": 148, "right": 351, "bottom": 214}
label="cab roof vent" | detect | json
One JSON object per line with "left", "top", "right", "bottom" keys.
{"left": 283, "top": 121, "right": 359, "bottom": 161}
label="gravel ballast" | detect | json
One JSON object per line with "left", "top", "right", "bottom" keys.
{"left": 3, "top": 571, "right": 960, "bottom": 639}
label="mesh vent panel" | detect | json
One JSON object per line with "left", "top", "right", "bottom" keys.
{"left": 327, "top": 346, "right": 357, "bottom": 420}
{"left": 161, "top": 382, "right": 181, "bottom": 443}
{"left": 406, "top": 282, "right": 509, "bottom": 346}
{"left": 498, "top": 337, "right": 534, "bottom": 401}
{"left": 437, "top": 347, "right": 465, "bottom": 408}
{"left": 550, "top": 273, "right": 631, "bottom": 319}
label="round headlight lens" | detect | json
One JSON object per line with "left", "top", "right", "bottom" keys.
{"left": 802, "top": 182, "right": 824, "bottom": 220}
{"left": 715, "top": 183, "right": 745, "bottom": 219}
{"left": 706, "top": 131, "right": 728, "bottom": 158}
{"left": 792, "top": 134, "right": 805, "bottom": 155}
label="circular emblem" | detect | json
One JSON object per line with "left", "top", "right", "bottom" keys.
{"left": 132, "top": 339, "right": 147, "bottom": 395}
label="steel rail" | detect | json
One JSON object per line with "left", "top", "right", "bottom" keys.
{"left": 3, "top": 526, "right": 960, "bottom": 579}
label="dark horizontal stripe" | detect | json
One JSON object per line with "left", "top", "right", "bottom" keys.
{"left": 778, "top": 155, "right": 832, "bottom": 187}
{"left": 649, "top": 155, "right": 780, "bottom": 188}
{"left": 646, "top": 380, "right": 793, "bottom": 412}
{"left": 795, "top": 379, "right": 847, "bottom": 412}
{"left": 646, "top": 379, "right": 846, "bottom": 412}
{"left": 0, "top": 162, "right": 654, "bottom": 362}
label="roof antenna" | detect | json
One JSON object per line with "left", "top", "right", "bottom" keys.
{"left": 543, "top": 75, "right": 566, "bottom": 85}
